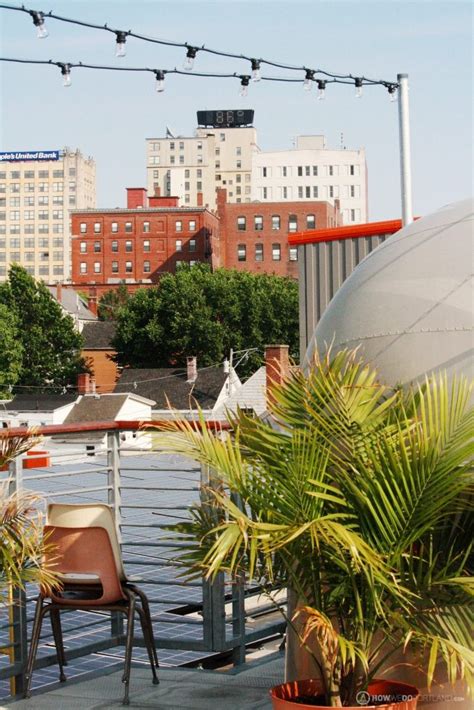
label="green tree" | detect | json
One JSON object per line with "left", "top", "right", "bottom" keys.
{"left": 0, "top": 265, "right": 86, "bottom": 392}
{"left": 98, "top": 284, "right": 130, "bottom": 321}
{"left": 0, "top": 304, "right": 23, "bottom": 399}
{"left": 113, "top": 265, "right": 299, "bottom": 376}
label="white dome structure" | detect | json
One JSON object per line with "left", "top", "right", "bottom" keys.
{"left": 305, "top": 198, "right": 474, "bottom": 385}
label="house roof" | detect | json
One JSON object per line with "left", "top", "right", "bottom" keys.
{"left": 47, "top": 287, "right": 97, "bottom": 321}
{"left": 63, "top": 394, "right": 130, "bottom": 424}
{"left": 215, "top": 367, "right": 267, "bottom": 417}
{"left": 81, "top": 321, "right": 117, "bottom": 350}
{"left": 114, "top": 366, "right": 227, "bottom": 410}
{"left": 2, "top": 393, "right": 78, "bottom": 412}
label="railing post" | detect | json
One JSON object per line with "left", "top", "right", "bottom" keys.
{"left": 107, "top": 430, "right": 124, "bottom": 639}
{"left": 200, "top": 463, "right": 226, "bottom": 653}
{"left": 8, "top": 453, "right": 28, "bottom": 696}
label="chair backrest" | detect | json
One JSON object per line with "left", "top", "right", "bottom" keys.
{"left": 44, "top": 525, "right": 126, "bottom": 605}
{"left": 47, "top": 503, "right": 127, "bottom": 581}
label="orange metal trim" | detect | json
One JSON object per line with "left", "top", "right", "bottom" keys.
{"left": 3, "top": 419, "right": 231, "bottom": 438}
{"left": 288, "top": 218, "right": 404, "bottom": 245}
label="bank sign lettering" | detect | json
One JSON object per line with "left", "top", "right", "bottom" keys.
{"left": 0, "top": 150, "right": 60, "bottom": 162}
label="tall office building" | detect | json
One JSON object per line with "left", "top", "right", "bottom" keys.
{"left": 0, "top": 147, "right": 96, "bottom": 282}
{"left": 146, "top": 113, "right": 368, "bottom": 223}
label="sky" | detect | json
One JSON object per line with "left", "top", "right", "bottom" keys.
{"left": 0, "top": 0, "right": 472, "bottom": 220}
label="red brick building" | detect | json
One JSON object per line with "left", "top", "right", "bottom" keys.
{"left": 71, "top": 188, "right": 220, "bottom": 287}
{"left": 216, "top": 189, "right": 342, "bottom": 278}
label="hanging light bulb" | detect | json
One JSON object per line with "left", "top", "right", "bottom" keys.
{"left": 60, "top": 63, "right": 72, "bottom": 87}
{"left": 30, "top": 10, "right": 48, "bottom": 39}
{"left": 239, "top": 75, "right": 250, "bottom": 97}
{"left": 317, "top": 79, "right": 326, "bottom": 100}
{"left": 183, "top": 46, "right": 197, "bottom": 71}
{"left": 115, "top": 31, "right": 127, "bottom": 58}
{"left": 155, "top": 70, "right": 165, "bottom": 93}
{"left": 354, "top": 77, "right": 363, "bottom": 98}
{"left": 303, "top": 69, "right": 314, "bottom": 91}
{"left": 251, "top": 59, "right": 261, "bottom": 82}
{"left": 388, "top": 85, "right": 397, "bottom": 102}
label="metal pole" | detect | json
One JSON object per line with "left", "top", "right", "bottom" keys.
{"left": 397, "top": 73, "right": 414, "bottom": 225}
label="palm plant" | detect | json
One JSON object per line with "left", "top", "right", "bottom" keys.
{"left": 151, "top": 349, "right": 473, "bottom": 707}
{"left": 0, "top": 431, "right": 57, "bottom": 598}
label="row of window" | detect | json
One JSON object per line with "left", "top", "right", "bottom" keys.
{"left": 236, "top": 214, "right": 315, "bottom": 232}
{"left": 149, "top": 140, "right": 204, "bottom": 152}
{"left": 0, "top": 210, "right": 64, "bottom": 221}
{"left": 0, "top": 238, "right": 64, "bottom": 248}
{"left": 0, "top": 196, "right": 66, "bottom": 206}
{"left": 237, "top": 244, "right": 298, "bottom": 262}
{"left": 79, "top": 239, "right": 197, "bottom": 254}
{"left": 79, "top": 219, "right": 197, "bottom": 234}
{"left": 0, "top": 182, "right": 72, "bottom": 193}
{"left": 0, "top": 224, "right": 64, "bottom": 234}
{"left": 79, "top": 261, "right": 151, "bottom": 275}
{"left": 0, "top": 169, "right": 73, "bottom": 179}
{"left": 0, "top": 251, "right": 63, "bottom": 262}
{"left": 259, "top": 164, "right": 360, "bottom": 178}
{"left": 0, "top": 264, "right": 63, "bottom": 277}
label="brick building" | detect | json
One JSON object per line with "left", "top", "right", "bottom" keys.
{"left": 71, "top": 188, "right": 220, "bottom": 287}
{"left": 216, "top": 189, "right": 342, "bottom": 278}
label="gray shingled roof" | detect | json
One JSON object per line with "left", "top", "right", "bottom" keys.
{"left": 63, "top": 394, "right": 129, "bottom": 424}
{"left": 114, "top": 367, "right": 227, "bottom": 410}
{"left": 3, "top": 393, "right": 78, "bottom": 412}
{"left": 47, "top": 287, "right": 97, "bottom": 321}
{"left": 82, "top": 321, "right": 117, "bottom": 349}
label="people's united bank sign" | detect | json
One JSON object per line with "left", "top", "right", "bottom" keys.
{"left": 0, "top": 150, "right": 60, "bottom": 162}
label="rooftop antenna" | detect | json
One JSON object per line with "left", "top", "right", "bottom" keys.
{"left": 340, "top": 132, "right": 346, "bottom": 150}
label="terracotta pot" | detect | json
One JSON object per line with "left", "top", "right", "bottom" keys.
{"left": 270, "top": 678, "right": 419, "bottom": 709}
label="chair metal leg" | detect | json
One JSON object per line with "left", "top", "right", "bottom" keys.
{"left": 50, "top": 608, "right": 67, "bottom": 682}
{"left": 126, "top": 583, "right": 159, "bottom": 668}
{"left": 24, "top": 596, "right": 46, "bottom": 698}
{"left": 122, "top": 592, "right": 136, "bottom": 706}
{"left": 137, "top": 606, "right": 159, "bottom": 685}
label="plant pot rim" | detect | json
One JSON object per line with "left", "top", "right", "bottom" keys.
{"left": 270, "top": 678, "right": 420, "bottom": 709}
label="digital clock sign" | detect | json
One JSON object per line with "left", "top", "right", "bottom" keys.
{"left": 197, "top": 110, "right": 254, "bottom": 128}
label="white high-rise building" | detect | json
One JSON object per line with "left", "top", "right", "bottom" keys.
{"left": 252, "top": 136, "right": 367, "bottom": 224}
{"left": 0, "top": 147, "right": 96, "bottom": 281}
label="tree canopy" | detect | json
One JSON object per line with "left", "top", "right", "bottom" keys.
{"left": 0, "top": 303, "right": 23, "bottom": 399}
{"left": 0, "top": 265, "right": 86, "bottom": 392}
{"left": 112, "top": 265, "right": 299, "bottom": 376}
{"left": 98, "top": 284, "right": 130, "bottom": 321}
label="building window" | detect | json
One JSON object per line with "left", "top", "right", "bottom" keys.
{"left": 93, "top": 222, "right": 101, "bottom": 233}
{"left": 305, "top": 166, "right": 310, "bottom": 176}
{"left": 24, "top": 196, "right": 34, "bottom": 206}
{"left": 143, "top": 260, "right": 151, "bottom": 273}
{"left": 197, "top": 169, "right": 202, "bottom": 178}
{"left": 236, "top": 146, "right": 242, "bottom": 156}
{"left": 329, "top": 186, "right": 334, "bottom": 198}
{"left": 112, "top": 260, "right": 118, "bottom": 273}
{"left": 255, "top": 243, "right": 263, "bottom": 262}
{"left": 125, "top": 222, "right": 132, "bottom": 232}
{"left": 10, "top": 183, "right": 20, "bottom": 193}
{"left": 170, "top": 156, "right": 175, "bottom": 165}
{"left": 306, "top": 214, "right": 316, "bottom": 229}
{"left": 282, "top": 166, "right": 288, "bottom": 177}
{"left": 189, "top": 239, "right": 196, "bottom": 252}
{"left": 262, "top": 167, "right": 268, "bottom": 177}
{"left": 237, "top": 244, "right": 246, "bottom": 261}
{"left": 189, "top": 220, "right": 196, "bottom": 231}
{"left": 80, "top": 223, "right": 87, "bottom": 234}
{"left": 328, "top": 165, "right": 334, "bottom": 176}
{"left": 125, "top": 240, "right": 132, "bottom": 252}
{"left": 80, "top": 242, "right": 87, "bottom": 253}
{"left": 52, "top": 210, "right": 63, "bottom": 220}
{"left": 38, "top": 225, "right": 48, "bottom": 234}
{"left": 53, "top": 170, "right": 64, "bottom": 178}
{"left": 298, "top": 187, "right": 303, "bottom": 199}
{"left": 288, "top": 215, "right": 298, "bottom": 233}
{"left": 297, "top": 166, "right": 303, "bottom": 177}
{"left": 313, "top": 186, "right": 318, "bottom": 198}
{"left": 289, "top": 247, "right": 298, "bottom": 261}
{"left": 313, "top": 166, "right": 318, "bottom": 176}
{"left": 125, "top": 261, "right": 133, "bottom": 273}
{"left": 350, "top": 185, "right": 356, "bottom": 198}
{"left": 169, "top": 142, "right": 175, "bottom": 150}
{"left": 143, "top": 221, "right": 150, "bottom": 233}
{"left": 271, "top": 215, "right": 281, "bottom": 231}
{"left": 237, "top": 216, "right": 246, "bottom": 231}
{"left": 80, "top": 262, "right": 87, "bottom": 274}
{"left": 219, "top": 133, "right": 225, "bottom": 142}
{"left": 254, "top": 215, "right": 263, "bottom": 231}
{"left": 94, "top": 241, "right": 101, "bottom": 252}
{"left": 185, "top": 169, "right": 190, "bottom": 178}
{"left": 175, "top": 220, "right": 182, "bottom": 232}
{"left": 53, "top": 196, "right": 64, "bottom": 205}
{"left": 305, "top": 186, "right": 311, "bottom": 198}
{"left": 197, "top": 155, "right": 203, "bottom": 164}
{"left": 179, "top": 155, "right": 185, "bottom": 164}
{"left": 272, "top": 244, "right": 281, "bottom": 261}
{"left": 111, "top": 222, "right": 118, "bottom": 233}
{"left": 153, "top": 170, "right": 159, "bottom": 178}
{"left": 143, "top": 240, "right": 150, "bottom": 252}
{"left": 24, "top": 238, "right": 35, "bottom": 248}
{"left": 236, "top": 160, "right": 242, "bottom": 169}
{"left": 94, "top": 262, "right": 101, "bottom": 273}
{"left": 197, "top": 141, "right": 203, "bottom": 150}
{"left": 179, "top": 141, "right": 184, "bottom": 150}
{"left": 175, "top": 239, "right": 182, "bottom": 251}
{"left": 52, "top": 182, "right": 63, "bottom": 192}
{"left": 351, "top": 209, "right": 356, "bottom": 222}
{"left": 112, "top": 240, "right": 118, "bottom": 252}
{"left": 350, "top": 164, "right": 355, "bottom": 176}
{"left": 184, "top": 195, "right": 190, "bottom": 204}
{"left": 24, "top": 210, "right": 34, "bottom": 220}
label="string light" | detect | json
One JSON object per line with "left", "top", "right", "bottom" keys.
{"left": 183, "top": 45, "right": 197, "bottom": 71}
{"left": 303, "top": 69, "right": 315, "bottom": 91}
{"left": 29, "top": 9, "right": 48, "bottom": 38}
{"left": 59, "top": 62, "right": 71, "bottom": 87}
{"left": 250, "top": 58, "right": 261, "bottom": 82}
{"left": 115, "top": 30, "right": 128, "bottom": 58}
{"left": 388, "top": 84, "right": 397, "bottom": 102}
{"left": 154, "top": 69, "right": 165, "bottom": 92}
{"left": 239, "top": 75, "right": 250, "bottom": 97}
{"left": 0, "top": 4, "right": 399, "bottom": 95}
{"left": 317, "top": 79, "right": 326, "bottom": 100}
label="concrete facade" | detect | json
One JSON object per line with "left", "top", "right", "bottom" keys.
{"left": 0, "top": 148, "right": 96, "bottom": 281}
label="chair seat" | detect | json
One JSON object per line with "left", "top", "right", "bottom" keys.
{"left": 60, "top": 572, "right": 101, "bottom": 584}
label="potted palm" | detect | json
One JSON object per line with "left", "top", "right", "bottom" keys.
{"left": 151, "top": 349, "right": 473, "bottom": 708}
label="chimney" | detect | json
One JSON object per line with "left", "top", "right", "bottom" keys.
{"left": 149, "top": 195, "right": 179, "bottom": 208}
{"left": 197, "top": 192, "right": 203, "bottom": 207}
{"left": 56, "top": 281, "right": 63, "bottom": 303}
{"left": 186, "top": 356, "right": 197, "bottom": 384}
{"left": 126, "top": 188, "right": 147, "bottom": 209}
{"left": 265, "top": 345, "right": 290, "bottom": 405}
{"left": 77, "top": 373, "right": 96, "bottom": 395}
{"left": 87, "top": 295, "right": 98, "bottom": 317}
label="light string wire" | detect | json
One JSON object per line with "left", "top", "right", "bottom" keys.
{"left": 0, "top": 3, "right": 399, "bottom": 91}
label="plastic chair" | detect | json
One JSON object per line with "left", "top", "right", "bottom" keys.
{"left": 24, "top": 504, "right": 159, "bottom": 705}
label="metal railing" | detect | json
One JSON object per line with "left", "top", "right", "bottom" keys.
{"left": 0, "top": 420, "right": 285, "bottom": 699}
